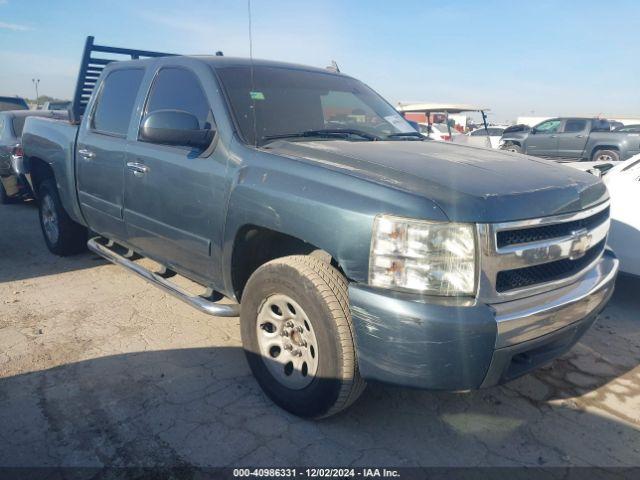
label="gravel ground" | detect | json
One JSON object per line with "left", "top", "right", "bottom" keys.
{"left": 0, "top": 200, "right": 639, "bottom": 468}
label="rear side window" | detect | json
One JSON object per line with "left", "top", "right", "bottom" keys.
{"left": 12, "top": 116, "right": 27, "bottom": 137}
{"left": 563, "top": 119, "right": 587, "bottom": 133}
{"left": 92, "top": 68, "right": 145, "bottom": 136}
{"left": 144, "top": 67, "right": 213, "bottom": 129}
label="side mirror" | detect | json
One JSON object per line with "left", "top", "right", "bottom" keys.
{"left": 140, "top": 109, "right": 214, "bottom": 150}
{"left": 530, "top": 128, "right": 537, "bottom": 134}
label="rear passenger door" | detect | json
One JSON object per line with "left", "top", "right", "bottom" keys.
{"left": 77, "top": 68, "right": 145, "bottom": 240}
{"left": 524, "top": 118, "right": 561, "bottom": 157}
{"left": 557, "top": 119, "right": 589, "bottom": 159}
{"left": 123, "top": 65, "right": 227, "bottom": 284}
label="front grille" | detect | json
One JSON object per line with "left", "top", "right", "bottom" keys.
{"left": 496, "top": 207, "right": 609, "bottom": 248}
{"left": 496, "top": 239, "right": 606, "bottom": 292}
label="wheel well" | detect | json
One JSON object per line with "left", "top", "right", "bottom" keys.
{"left": 591, "top": 145, "right": 619, "bottom": 157}
{"left": 231, "top": 226, "right": 337, "bottom": 300}
{"left": 29, "top": 157, "right": 55, "bottom": 195}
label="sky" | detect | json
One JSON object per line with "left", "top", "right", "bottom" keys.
{"left": 1, "top": 0, "right": 639, "bottom": 123}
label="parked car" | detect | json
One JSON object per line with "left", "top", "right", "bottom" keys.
{"left": 614, "top": 124, "right": 640, "bottom": 133}
{"left": 42, "top": 100, "right": 71, "bottom": 111}
{"left": 563, "top": 155, "right": 640, "bottom": 277}
{"left": 22, "top": 37, "right": 618, "bottom": 418}
{"left": 0, "top": 96, "right": 29, "bottom": 112}
{"left": 500, "top": 117, "right": 640, "bottom": 162}
{"left": 467, "top": 126, "right": 506, "bottom": 149}
{"left": 604, "top": 158, "right": 640, "bottom": 277}
{"left": 418, "top": 122, "right": 460, "bottom": 141}
{"left": 0, "top": 110, "right": 67, "bottom": 203}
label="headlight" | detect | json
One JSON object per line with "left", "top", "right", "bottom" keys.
{"left": 369, "top": 215, "right": 477, "bottom": 295}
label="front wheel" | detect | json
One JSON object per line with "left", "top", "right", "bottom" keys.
{"left": 591, "top": 149, "right": 620, "bottom": 162}
{"left": 501, "top": 142, "right": 522, "bottom": 154}
{"left": 240, "top": 255, "right": 366, "bottom": 418}
{"left": 0, "top": 179, "right": 9, "bottom": 204}
{"left": 38, "top": 179, "right": 87, "bottom": 256}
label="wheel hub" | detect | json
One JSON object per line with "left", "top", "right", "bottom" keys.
{"left": 41, "top": 195, "right": 59, "bottom": 244}
{"left": 256, "top": 294, "right": 318, "bottom": 389}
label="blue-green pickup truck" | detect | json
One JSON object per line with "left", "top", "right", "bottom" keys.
{"left": 21, "top": 38, "right": 619, "bottom": 418}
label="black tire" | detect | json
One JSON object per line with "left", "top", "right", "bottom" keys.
{"left": 37, "top": 178, "right": 87, "bottom": 256}
{"left": 240, "top": 255, "right": 366, "bottom": 418}
{"left": 501, "top": 142, "right": 522, "bottom": 154}
{"left": 0, "top": 179, "right": 8, "bottom": 205}
{"left": 591, "top": 149, "right": 620, "bottom": 162}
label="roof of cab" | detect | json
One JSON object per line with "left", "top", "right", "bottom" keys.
{"left": 109, "top": 55, "right": 344, "bottom": 76}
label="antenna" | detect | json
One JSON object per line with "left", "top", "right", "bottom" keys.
{"left": 248, "top": 0, "right": 258, "bottom": 146}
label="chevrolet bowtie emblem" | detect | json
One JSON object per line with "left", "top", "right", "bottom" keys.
{"left": 568, "top": 228, "right": 592, "bottom": 260}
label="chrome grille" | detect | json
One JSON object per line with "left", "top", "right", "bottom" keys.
{"left": 496, "top": 239, "right": 606, "bottom": 292}
{"left": 478, "top": 202, "right": 610, "bottom": 302}
{"left": 496, "top": 207, "right": 609, "bottom": 248}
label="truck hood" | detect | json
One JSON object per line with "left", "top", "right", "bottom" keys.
{"left": 266, "top": 140, "right": 608, "bottom": 223}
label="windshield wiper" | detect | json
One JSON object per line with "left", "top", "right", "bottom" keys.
{"left": 386, "top": 132, "right": 425, "bottom": 140}
{"left": 262, "top": 128, "right": 381, "bottom": 144}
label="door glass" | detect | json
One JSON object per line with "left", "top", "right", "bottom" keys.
{"left": 92, "top": 69, "right": 145, "bottom": 136}
{"left": 534, "top": 119, "right": 561, "bottom": 133}
{"left": 563, "top": 119, "right": 587, "bottom": 133}
{"left": 144, "top": 68, "right": 214, "bottom": 131}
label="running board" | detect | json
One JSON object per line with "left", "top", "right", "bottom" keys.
{"left": 87, "top": 237, "right": 240, "bottom": 317}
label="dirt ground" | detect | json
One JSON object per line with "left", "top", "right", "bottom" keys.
{"left": 0, "top": 200, "right": 639, "bottom": 468}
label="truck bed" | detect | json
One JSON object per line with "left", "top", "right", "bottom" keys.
{"left": 21, "top": 116, "right": 84, "bottom": 225}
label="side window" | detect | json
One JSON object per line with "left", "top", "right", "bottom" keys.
{"left": 470, "top": 129, "right": 487, "bottom": 136}
{"left": 144, "top": 67, "right": 213, "bottom": 131}
{"left": 92, "top": 68, "right": 145, "bottom": 136}
{"left": 534, "top": 119, "right": 561, "bottom": 134}
{"left": 563, "top": 119, "right": 587, "bottom": 133}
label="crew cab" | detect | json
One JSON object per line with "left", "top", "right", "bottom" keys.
{"left": 21, "top": 37, "right": 619, "bottom": 418}
{"left": 501, "top": 117, "right": 640, "bottom": 162}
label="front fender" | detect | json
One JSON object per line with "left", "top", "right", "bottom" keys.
{"left": 220, "top": 149, "right": 447, "bottom": 296}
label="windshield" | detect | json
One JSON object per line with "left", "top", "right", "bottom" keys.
{"left": 217, "top": 66, "right": 415, "bottom": 146}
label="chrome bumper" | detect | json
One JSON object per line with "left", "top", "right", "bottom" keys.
{"left": 492, "top": 249, "right": 619, "bottom": 348}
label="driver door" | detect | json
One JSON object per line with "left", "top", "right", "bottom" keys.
{"left": 525, "top": 118, "right": 561, "bottom": 157}
{"left": 123, "top": 66, "right": 226, "bottom": 283}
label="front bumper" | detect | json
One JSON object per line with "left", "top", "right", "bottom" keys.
{"left": 348, "top": 249, "right": 619, "bottom": 390}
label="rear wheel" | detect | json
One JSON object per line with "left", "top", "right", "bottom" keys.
{"left": 240, "top": 255, "right": 366, "bottom": 418}
{"left": 38, "top": 179, "right": 87, "bottom": 256}
{"left": 591, "top": 149, "right": 619, "bottom": 162}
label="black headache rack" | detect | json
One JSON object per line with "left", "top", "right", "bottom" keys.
{"left": 69, "top": 36, "right": 176, "bottom": 124}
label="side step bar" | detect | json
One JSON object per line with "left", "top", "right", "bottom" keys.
{"left": 88, "top": 237, "right": 240, "bottom": 317}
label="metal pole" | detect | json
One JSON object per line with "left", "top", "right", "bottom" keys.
{"left": 481, "top": 110, "right": 490, "bottom": 148}
{"left": 445, "top": 111, "right": 453, "bottom": 140}
{"left": 32, "top": 78, "right": 40, "bottom": 108}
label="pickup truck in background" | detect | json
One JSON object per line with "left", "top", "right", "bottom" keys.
{"left": 500, "top": 117, "right": 640, "bottom": 162}
{"left": 21, "top": 37, "right": 619, "bottom": 418}
{"left": 0, "top": 96, "right": 29, "bottom": 112}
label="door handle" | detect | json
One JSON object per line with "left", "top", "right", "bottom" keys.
{"left": 126, "top": 162, "right": 150, "bottom": 177}
{"left": 78, "top": 148, "right": 95, "bottom": 159}
{"left": 576, "top": 135, "right": 585, "bottom": 138}
{"left": 550, "top": 135, "right": 557, "bottom": 138}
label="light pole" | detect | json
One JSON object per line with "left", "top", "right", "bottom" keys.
{"left": 31, "top": 78, "right": 40, "bottom": 108}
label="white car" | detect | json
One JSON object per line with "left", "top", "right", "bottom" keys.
{"left": 467, "top": 126, "right": 506, "bottom": 149}
{"left": 565, "top": 156, "right": 640, "bottom": 276}
{"left": 603, "top": 157, "right": 640, "bottom": 277}
{"left": 418, "top": 123, "right": 460, "bottom": 142}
